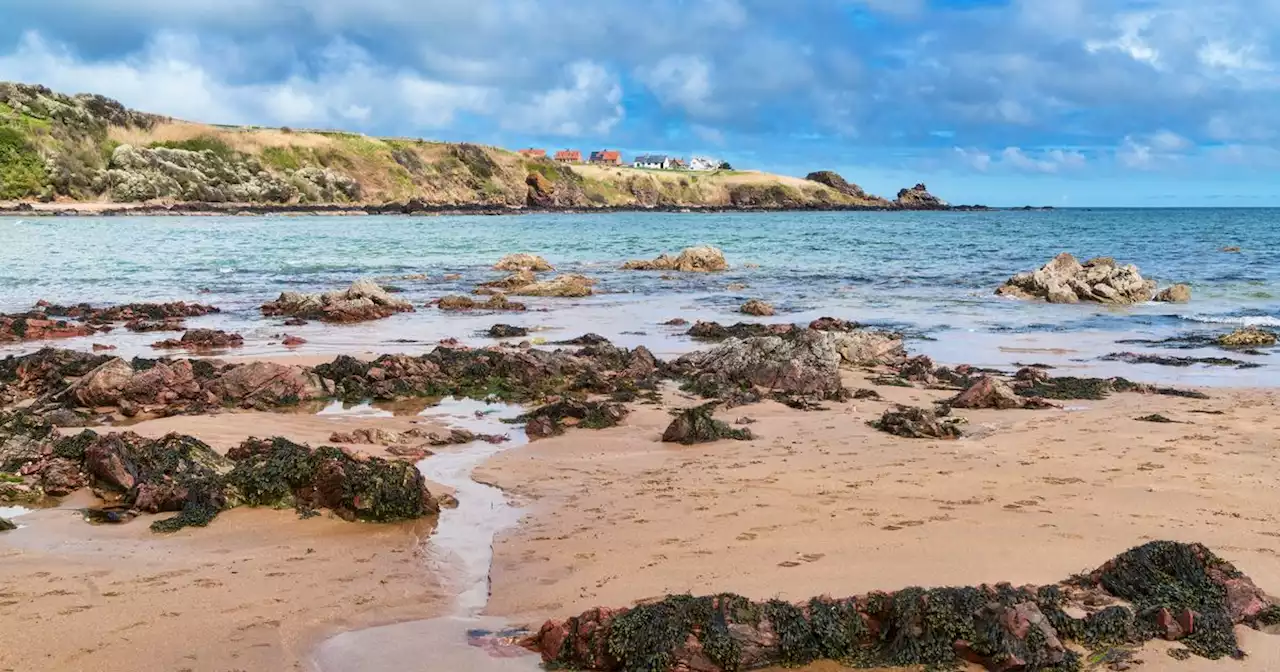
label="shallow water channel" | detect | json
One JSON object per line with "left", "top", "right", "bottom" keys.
{"left": 310, "top": 398, "right": 543, "bottom": 672}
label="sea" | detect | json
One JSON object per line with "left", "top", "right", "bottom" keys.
{"left": 2, "top": 208, "right": 1278, "bottom": 386}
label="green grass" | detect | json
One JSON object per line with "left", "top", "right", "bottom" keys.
{"left": 261, "top": 146, "right": 303, "bottom": 171}
{"left": 148, "top": 134, "right": 237, "bottom": 160}
{"left": 0, "top": 125, "right": 47, "bottom": 199}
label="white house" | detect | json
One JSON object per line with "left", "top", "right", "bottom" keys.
{"left": 689, "top": 156, "right": 719, "bottom": 171}
{"left": 633, "top": 154, "right": 673, "bottom": 169}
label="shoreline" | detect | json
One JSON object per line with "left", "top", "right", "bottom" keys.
{"left": 0, "top": 200, "right": 1018, "bottom": 218}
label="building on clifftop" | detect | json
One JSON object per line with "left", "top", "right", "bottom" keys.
{"left": 554, "top": 149, "right": 582, "bottom": 162}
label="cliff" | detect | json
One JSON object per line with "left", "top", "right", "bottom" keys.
{"left": 0, "top": 81, "right": 950, "bottom": 211}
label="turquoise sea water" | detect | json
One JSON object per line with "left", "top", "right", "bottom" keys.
{"left": 2, "top": 209, "right": 1278, "bottom": 385}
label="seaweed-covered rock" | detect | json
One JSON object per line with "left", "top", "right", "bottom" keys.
{"left": 0, "top": 516, "right": 14, "bottom": 531}
{"left": 661, "top": 404, "right": 753, "bottom": 444}
{"left": 152, "top": 329, "right": 244, "bottom": 350}
{"left": 739, "top": 299, "right": 774, "bottom": 316}
{"left": 621, "top": 246, "right": 728, "bottom": 272}
{"left": 996, "top": 253, "right": 1157, "bottom": 305}
{"left": 480, "top": 270, "right": 537, "bottom": 290}
{"left": 527, "top": 541, "right": 1278, "bottom": 671}
{"left": 808, "top": 317, "right": 859, "bottom": 332}
{"left": 1154, "top": 284, "right": 1192, "bottom": 303}
{"left": 510, "top": 274, "right": 596, "bottom": 298}
{"left": 951, "top": 376, "right": 1057, "bottom": 410}
{"left": 40, "top": 300, "right": 219, "bottom": 323}
{"left": 1218, "top": 327, "right": 1277, "bottom": 348}
{"left": 488, "top": 324, "right": 529, "bottom": 338}
{"left": 261, "top": 279, "right": 414, "bottom": 323}
{"left": 72, "top": 357, "right": 136, "bottom": 407}
{"left": 518, "top": 399, "right": 629, "bottom": 439}
{"left": 0, "top": 314, "right": 99, "bottom": 343}
{"left": 873, "top": 404, "right": 964, "bottom": 439}
{"left": 438, "top": 294, "right": 528, "bottom": 311}
{"left": 494, "top": 253, "right": 554, "bottom": 272}
{"left": 687, "top": 321, "right": 794, "bottom": 341}
{"left": 1, "top": 410, "right": 54, "bottom": 473}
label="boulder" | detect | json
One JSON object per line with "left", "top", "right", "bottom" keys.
{"left": 438, "top": 294, "right": 528, "bottom": 311}
{"left": 1154, "top": 284, "right": 1192, "bottom": 303}
{"left": 73, "top": 358, "right": 136, "bottom": 407}
{"left": 261, "top": 279, "right": 414, "bottom": 323}
{"left": 206, "top": 361, "right": 324, "bottom": 407}
{"left": 661, "top": 404, "right": 753, "bottom": 444}
{"left": 493, "top": 253, "right": 553, "bottom": 272}
{"left": 480, "top": 270, "right": 537, "bottom": 290}
{"left": 39, "top": 457, "right": 87, "bottom": 496}
{"left": 0, "top": 315, "right": 99, "bottom": 343}
{"left": 1219, "top": 327, "right": 1277, "bottom": 347}
{"left": 488, "top": 324, "right": 529, "bottom": 338}
{"left": 517, "top": 400, "right": 629, "bottom": 439}
{"left": 152, "top": 329, "right": 244, "bottom": 350}
{"left": 873, "top": 404, "right": 964, "bottom": 439}
{"left": 525, "top": 172, "right": 556, "bottom": 207}
{"left": 511, "top": 274, "right": 596, "bottom": 298}
{"left": 951, "top": 376, "right": 1056, "bottom": 410}
{"left": 282, "top": 335, "right": 307, "bottom": 347}
{"left": 121, "top": 359, "right": 203, "bottom": 407}
{"left": 0, "top": 517, "right": 14, "bottom": 531}
{"left": 621, "top": 246, "right": 728, "bottom": 272}
{"left": 996, "top": 253, "right": 1157, "bottom": 305}
{"left": 739, "top": 299, "right": 774, "bottom": 316}
{"left": 687, "top": 321, "right": 794, "bottom": 341}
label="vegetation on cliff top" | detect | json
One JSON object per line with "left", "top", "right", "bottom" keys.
{"left": 0, "top": 80, "right": 927, "bottom": 209}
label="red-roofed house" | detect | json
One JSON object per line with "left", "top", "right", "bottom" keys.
{"left": 589, "top": 150, "right": 622, "bottom": 165}
{"left": 518, "top": 148, "right": 547, "bottom": 158}
{"left": 554, "top": 150, "right": 582, "bottom": 163}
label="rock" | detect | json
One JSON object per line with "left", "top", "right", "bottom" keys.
{"left": 1154, "top": 284, "right": 1192, "bottom": 303}
{"left": 328, "top": 428, "right": 403, "bottom": 445}
{"left": 152, "top": 329, "right": 244, "bottom": 350}
{"left": 676, "top": 329, "right": 903, "bottom": 400}
{"left": 442, "top": 273, "right": 462, "bottom": 281}
{"left": 261, "top": 279, "right": 414, "bottom": 323}
{"left": 896, "top": 183, "right": 947, "bottom": 209}
{"left": 726, "top": 282, "right": 748, "bottom": 291}
{"left": 687, "top": 321, "right": 794, "bottom": 341}
{"left": 873, "top": 404, "right": 964, "bottom": 439}
{"left": 283, "top": 335, "right": 307, "bottom": 347}
{"left": 808, "top": 317, "right": 859, "bottom": 331}
{"left": 739, "top": 299, "right": 774, "bottom": 316}
{"left": 996, "top": 253, "right": 1157, "bottom": 305}
{"left": 0, "top": 516, "right": 14, "bottom": 531}
{"left": 125, "top": 318, "right": 186, "bottom": 333}
{"left": 92, "top": 343, "right": 116, "bottom": 351}
{"left": 480, "top": 270, "right": 537, "bottom": 290}
{"left": 663, "top": 318, "right": 689, "bottom": 326}
{"left": 661, "top": 404, "right": 754, "bottom": 444}
{"left": 621, "top": 246, "right": 728, "bottom": 272}
{"left": 951, "top": 376, "right": 1057, "bottom": 410}
{"left": 39, "top": 457, "right": 87, "bottom": 496}
{"left": 493, "top": 253, "right": 553, "bottom": 272}
{"left": 73, "top": 358, "right": 136, "bottom": 407}
{"left": 1222, "top": 246, "right": 1242, "bottom": 253}
{"left": 518, "top": 399, "right": 629, "bottom": 439}
{"left": 488, "top": 324, "right": 529, "bottom": 338}
{"left": 1219, "top": 327, "right": 1277, "bottom": 347}
{"left": 207, "top": 361, "right": 324, "bottom": 407}
{"left": 0, "top": 315, "right": 99, "bottom": 343}
{"left": 511, "top": 274, "right": 596, "bottom": 298}
{"left": 438, "top": 294, "right": 528, "bottom": 311}
{"left": 283, "top": 318, "right": 308, "bottom": 326}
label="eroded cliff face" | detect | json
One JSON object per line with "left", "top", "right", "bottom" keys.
{"left": 2, "top": 80, "right": 955, "bottom": 210}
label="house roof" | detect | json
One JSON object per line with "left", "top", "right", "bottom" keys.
{"left": 634, "top": 154, "right": 669, "bottom": 163}
{"left": 554, "top": 150, "right": 581, "bottom": 160}
{"left": 519, "top": 148, "right": 546, "bottom": 157}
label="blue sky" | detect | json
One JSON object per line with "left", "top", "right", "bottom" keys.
{"left": 3, "top": 0, "right": 1280, "bottom": 206}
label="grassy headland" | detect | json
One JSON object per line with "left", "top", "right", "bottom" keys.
{"left": 0, "top": 81, "right": 940, "bottom": 211}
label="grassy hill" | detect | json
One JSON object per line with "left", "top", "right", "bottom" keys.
{"left": 0, "top": 81, "right": 920, "bottom": 210}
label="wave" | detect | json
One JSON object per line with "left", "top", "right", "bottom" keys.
{"left": 1179, "top": 313, "right": 1280, "bottom": 327}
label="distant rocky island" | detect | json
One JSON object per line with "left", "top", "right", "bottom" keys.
{"left": 0, "top": 81, "right": 986, "bottom": 215}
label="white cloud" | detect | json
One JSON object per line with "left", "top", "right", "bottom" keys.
{"left": 1000, "top": 147, "right": 1086, "bottom": 173}
{"left": 639, "top": 56, "right": 714, "bottom": 113}
{"left": 506, "top": 61, "right": 623, "bottom": 136}
{"left": 954, "top": 147, "right": 992, "bottom": 171}
{"left": 1116, "top": 130, "right": 1192, "bottom": 169}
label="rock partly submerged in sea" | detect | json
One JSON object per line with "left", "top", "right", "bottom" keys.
{"left": 1154, "top": 283, "right": 1193, "bottom": 303}
{"left": 152, "top": 329, "right": 244, "bottom": 350}
{"left": 262, "top": 279, "right": 414, "bottom": 323}
{"left": 996, "top": 253, "right": 1162, "bottom": 305}
{"left": 510, "top": 274, "right": 597, "bottom": 298}
{"left": 895, "top": 182, "right": 948, "bottom": 209}
{"left": 1218, "top": 327, "right": 1277, "bottom": 348}
{"left": 2, "top": 300, "right": 220, "bottom": 344}
{"left": 493, "top": 253, "right": 554, "bottom": 272}
{"left": 621, "top": 246, "right": 728, "bottom": 272}
{"left": 524, "top": 541, "right": 1280, "bottom": 671}
{"left": 739, "top": 299, "right": 774, "bottom": 316}
{"left": 438, "top": 294, "right": 528, "bottom": 311}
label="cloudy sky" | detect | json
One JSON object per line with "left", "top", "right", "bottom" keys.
{"left": 4, "top": 0, "right": 1280, "bottom": 206}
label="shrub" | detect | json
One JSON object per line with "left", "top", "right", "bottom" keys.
{"left": 0, "top": 125, "right": 47, "bottom": 199}
{"left": 148, "top": 134, "right": 237, "bottom": 160}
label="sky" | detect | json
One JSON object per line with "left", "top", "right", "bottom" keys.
{"left": 3, "top": 0, "right": 1280, "bottom": 206}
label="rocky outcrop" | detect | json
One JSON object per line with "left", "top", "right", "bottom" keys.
{"left": 1, "top": 315, "right": 99, "bottom": 343}
{"left": 996, "top": 253, "right": 1158, "bottom": 304}
{"left": 261, "top": 279, "right": 414, "bottom": 323}
{"left": 2, "top": 300, "right": 219, "bottom": 343}
{"left": 1219, "top": 327, "right": 1277, "bottom": 347}
{"left": 510, "top": 274, "right": 597, "bottom": 298}
{"left": 675, "top": 329, "right": 904, "bottom": 401}
{"left": 1154, "top": 284, "right": 1192, "bottom": 303}
{"left": 152, "top": 329, "right": 244, "bottom": 350}
{"left": 480, "top": 270, "right": 537, "bottom": 290}
{"left": 493, "top": 253, "right": 554, "bottom": 272}
{"left": 805, "top": 170, "right": 867, "bottom": 198}
{"left": 661, "top": 403, "right": 753, "bottom": 444}
{"left": 687, "top": 321, "right": 795, "bottom": 341}
{"left": 739, "top": 299, "right": 774, "bottom": 316}
{"left": 895, "top": 183, "right": 947, "bottom": 209}
{"left": 526, "top": 541, "right": 1278, "bottom": 671}
{"left": 621, "top": 246, "right": 728, "bottom": 272}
